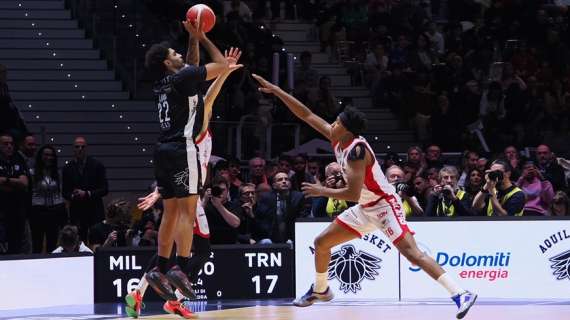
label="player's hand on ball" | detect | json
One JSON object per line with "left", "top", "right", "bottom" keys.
{"left": 182, "top": 18, "right": 204, "bottom": 39}
{"left": 301, "top": 181, "right": 323, "bottom": 198}
{"left": 252, "top": 74, "right": 278, "bottom": 94}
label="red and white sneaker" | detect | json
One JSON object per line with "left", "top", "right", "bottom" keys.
{"left": 124, "top": 290, "right": 143, "bottom": 318}
{"left": 163, "top": 300, "right": 198, "bottom": 319}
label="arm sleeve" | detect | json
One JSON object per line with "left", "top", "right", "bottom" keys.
{"left": 504, "top": 191, "right": 525, "bottom": 216}
{"left": 347, "top": 143, "right": 367, "bottom": 161}
{"left": 173, "top": 65, "right": 207, "bottom": 95}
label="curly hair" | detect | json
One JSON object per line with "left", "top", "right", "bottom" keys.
{"left": 144, "top": 42, "right": 170, "bottom": 79}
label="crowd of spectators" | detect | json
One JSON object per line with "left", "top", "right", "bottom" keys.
{"left": 311, "top": 0, "right": 570, "bottom": 154}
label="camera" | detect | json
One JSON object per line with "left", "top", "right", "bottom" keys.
{"left": 211, "top": 185, "right": 223, "bottom": 197}
{"left": 488, "top": 170, "right": 504, "bottom": 182}
{"left": 395, "top": 182, "right": 413, "bottom": 196}
{"left": 442, "top": 188, "right": 453, "bottom": 197}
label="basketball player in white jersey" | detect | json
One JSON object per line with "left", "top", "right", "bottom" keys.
{"left": 124, "top": 49, "right": 242, "bottom": 319}
{"left": 253, "top": 74, "right": 477, "bottom": 319}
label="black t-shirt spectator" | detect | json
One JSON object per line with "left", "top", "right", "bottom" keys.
{"left": 88, "top": 222, "right": 127, "bottom": 248}
{"left": 205, "top": 201, "right": 237, "bottom": 244}
{"left": 0, "top": 155, "right": 28, "bottom": 253}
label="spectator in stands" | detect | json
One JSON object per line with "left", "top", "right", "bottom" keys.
{"left": 464, "top": 168, "right": 485, "bottom": 199}
{"left": 413, "top": 172, "right": 432, "bottom": 210}
{"left": 535, "top": 144, "right": 566, "bottom": 192}
{"left": 308, "top": 76, "right": 340, "bottom": 122}
{"left": 307, "top": 157, "right": 322, "bottom": 182}
{"left": 426, "top": 166, "right": 474, "bottom": 217}
{"left": 364, "top": 43, "right": 389, "bottom": 86}
{"left": 88, "top": 199, "right": 133, "bottom": 251}
{"left": 550, "top": 191, "right": 569, "bottom": 216}
{"left": 290, "top": 154, "right": 315, "bottom": 192}
{"left": 29, "top": 145, "right": 66, "bottom": 253}
{"left": 63, "top": 137, "right": 108, "bottom": 241}
{"left": 407, "top": 145, "right": 426, "bottom": 172}
{"left": 277, "top": 154, "right": 293, "bottom": 177}
{"left": 223, "top": 0, "right": 252, "bottom": 22}
{"left": 458, "top": 151, "right": 479, "bottom": 188}
{"left": 52, "top": 225, "right": 92, "bottom": 254}
{"left": 295, "top": 51, "right": 320, "bottom": 89}
{"left": 504, "top": 145, "right": 522, "bottom": 181}
{"left": 517, "top": 159, "right": 555, "bottom": 216}
{"left": 382, "top": 152, "right": 403, "bottom": 172}
{"left": 477, "top": 157, "right": 489, "bottom": 171}
{"left": 247, "top": 156, "right": 268, "bottom": 186}
{"left": 227, "top": 156, "right": 243, "bottom": 201}
{"left": 402, "top": 161, "right": 420, "bottom": 184}
{"left": 205, "top": 176, "right": 241, "bottom": 244}
{"left": 254, "top": 171, "right": 309, "bottom": 243}
{"left": 425, "top": 144, "right": 443, "bottom": 168}
{"left": 386, "top": 165, "right": 423, "bottom": 217}
{"left": 473, "top": 160, "right": 525, "bottom": 216}
{"left": 0, "top": 132, "right": 28, "bottom": 254}
{"left": 425, "top": 21, "right": 445, "bottom": 55}
{"left": 256, "top": 182, "right": 271, "bottom": 198}
{"left": 18, "top": 134, "right": 37, "bottom": 172}
{"left": 311, "top": 162, "right": 351, "bottom": 218}
{"left": 409, "top": 33, "right": 439, "bottom": 72}
{"left": 232, "top": 183, "right": 257, "bottom": 244}
{"left": 0, "top": 65, "right": 28, "bottom": 142}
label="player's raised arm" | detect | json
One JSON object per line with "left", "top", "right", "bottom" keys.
{"left": 185, "top": 35, "right": 199, "bottom": 66}
{"left": 182, "top": 19, "right": 227, "bottom": 80}
{"left": 201, "top": 48, "right": 243, "bottom": 130}
{"left": 252, "top": 73, "right": 333, "bottom": 141}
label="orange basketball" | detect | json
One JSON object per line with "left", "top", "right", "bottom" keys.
{"left": 186, "top": 4, "right": 216, "bottom": 33}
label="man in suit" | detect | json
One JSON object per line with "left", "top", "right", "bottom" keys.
{"left": 62, "top": 137, "right": 108, "bottom": 240}
{"left": 254, "top": 171, "right": 310, "bottom": 243}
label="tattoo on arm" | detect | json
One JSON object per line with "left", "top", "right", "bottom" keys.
{"left": 186, "top": 38, "right": 199, "bottom": 66}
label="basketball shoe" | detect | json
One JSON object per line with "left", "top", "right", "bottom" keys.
{"left": 124, "top": 289, "right": 143, "bottom": 318}
{"left": 293, "top": 284, "right": 334, "bottom": 307}
{"left": 165, "top": 265, "right": 197, "bottom": 299}
{"left": 452, "top": 290, "right": 478, "bottom": 319}
{"left": 163, "top": 300, "right": 198, "bottom": 319}
{"left": 146, "top": 267, "right": 177, "bottom": 301}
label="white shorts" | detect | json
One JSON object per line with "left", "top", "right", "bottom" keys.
{"left": 336, "top": 195, "right": 414, "bottom": 244}
{"left": 193, "top": 202, "right": 210, "bottom": 238}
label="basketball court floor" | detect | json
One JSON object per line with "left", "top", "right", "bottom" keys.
{"left": 2, "top": 299, "right": 569, "bottom": 320}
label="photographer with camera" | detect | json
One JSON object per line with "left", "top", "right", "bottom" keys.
{"left": 311, "top": 162, "right": 353, "bottom": 218}
{"left": 426, "top": 166, "right": 474, "bottom": 217}
{"left": 204, "top": 176, "right": 241, "bottom": 244}
{"left": 472, "top": 160, "right": 525, "bottom": 216}
{"left": 386, "top": 165, "right": 424, "bottom": 217}
{"left": 88, "top": 199, "right": 133, "bottom": 251}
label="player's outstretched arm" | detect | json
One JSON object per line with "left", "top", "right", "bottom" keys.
{"left": 252, "top": 73, "right": 333, "bottom": 141}
{"left": 202, "top": 47, "right": 243, "bottom": 126}
{"left": 186, "top": 36, "right": 199, "bottom": 66}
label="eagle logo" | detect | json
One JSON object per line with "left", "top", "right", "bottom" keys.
{"left": 327, "top": 244, "right": 382, "bottom": 293}
{"left": 173, "top": 168, "right": 190, "bottom": 191}
{"left": 549, "top": 250, "right": 570, "bottom": 281}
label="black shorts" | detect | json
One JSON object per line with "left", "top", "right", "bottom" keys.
{"left": 154, "top": 140, "right": 201, "bottom": 199}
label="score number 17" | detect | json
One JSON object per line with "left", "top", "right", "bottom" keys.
{"left": 251, "top": 275, "right": 278, "bottom": 294}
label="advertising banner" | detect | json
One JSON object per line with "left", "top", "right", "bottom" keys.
{"left": 295, "top": 222, "right": 400, "bottom": 300}
{"left": 401, "top": 220, "right": 570, "bottom": 299}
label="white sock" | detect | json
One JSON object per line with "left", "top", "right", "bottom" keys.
{"left": 138, "top": 274, "right": 149, "bottom": 297}
{"left": 437, "top": 273, "right": 463, "bottom": 296}
{"left": 175, "top": 289, "right": 185, "bottom": 301}
{"left": 314, "top": 272, "right": 328, "bottom": 293}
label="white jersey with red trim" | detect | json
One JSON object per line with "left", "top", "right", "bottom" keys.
{"left": 196, "top": 129, "right": 212, "bottom": 185}
{"left": 333, "top": 137, "right": 397, "bottom": 206}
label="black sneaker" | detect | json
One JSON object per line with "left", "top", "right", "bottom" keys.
{"left": 145, "top": 267, "right": 177, "bottom": 301}
{"left": 165, "top": 265, "right": 196, "bottom": 300}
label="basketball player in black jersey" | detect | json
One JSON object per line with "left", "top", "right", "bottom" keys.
{"left": 143, "top": 20, "right": 228, "bottom": 303}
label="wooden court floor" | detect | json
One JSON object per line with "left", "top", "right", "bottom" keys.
{"left": 126, "top": 303, "right": 570, "bottom": 320}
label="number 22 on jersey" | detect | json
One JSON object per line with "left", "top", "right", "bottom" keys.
{"left": 158, "top": 93, "right": 171, "bottom": 130}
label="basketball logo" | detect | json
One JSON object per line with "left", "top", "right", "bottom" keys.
{"left": 328, "top": 245, "right": 382, "bottom": 293}
{"left": 549, "top": 249, "right": 570, "bottom": 281}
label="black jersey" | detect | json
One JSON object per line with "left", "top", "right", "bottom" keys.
{"left": 153, "top": 65, "right": 207, "bottom": 143}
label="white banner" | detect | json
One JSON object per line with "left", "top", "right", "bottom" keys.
{"left": 295, "top": 222, "right": 400, "bottom": 300}
{"left": 0, "top": 255, "right": 94, "bottom": 310}
{"left": 401, "top": 220, "right": 570, "bottom": 299}
{"left": 296, "top": 220, "right": 570, "bottom": 300}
